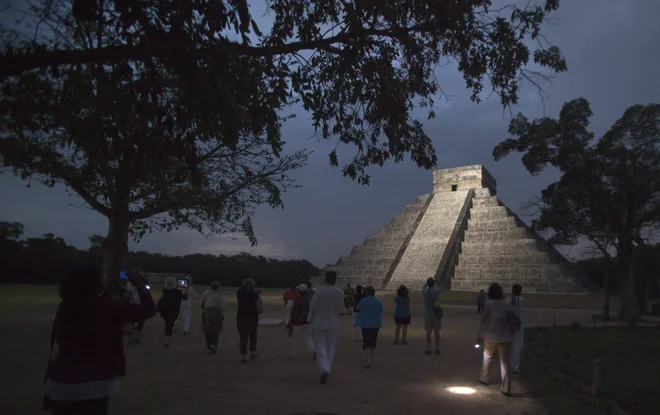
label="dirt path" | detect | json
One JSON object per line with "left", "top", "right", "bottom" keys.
{"left": 0, "top": 298, "right": 580, "bottom": 415}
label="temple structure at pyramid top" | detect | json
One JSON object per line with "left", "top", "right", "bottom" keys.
{"left": 313, "top": 165, "right": 597, "bottom": 293}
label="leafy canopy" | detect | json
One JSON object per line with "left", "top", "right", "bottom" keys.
{"left": 1, "top": 0, "right": 568, "bottom": 187}
{"left": 493, "top": 98, "right": 660, "bottom": 254}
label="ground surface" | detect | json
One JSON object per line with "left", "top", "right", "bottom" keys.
{"left": 523, "top": 326, "right": 660, "bottom": 415}
{"left": 0, "top": 285, "right": 614, "bottom": 415}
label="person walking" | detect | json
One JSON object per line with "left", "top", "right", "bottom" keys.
{"left": 477, "top": 289, "right": 486, "bottom": 314}
{"left": 175, "top": 278, "right": 196, "bottom": 335}
{"left": 157, "top": 277, "right": 188, "bottom": 348}
{"left": 422, "top": 277, "right": 443, "bottom": 355}
{"left": 288, "top": 284, "right": 315, "bottom": 359}
{"left": 236, "top": 278, "right": 261, "bottom": 363}
{"left": 43, "top": 265, "right": 156, "bottom": 415}
{"left": 393, "top": 284, "right": 411, "bottom": 345}
{"left": 344, "top": 283, "right": 356, "bottom": 315}
{"left": 352, "top": 285, "right": 366, "bottom": 341}
{"left": 282, "top": 284, "right": 299, "bottom": 327}
{"left": 355, "top": 286, "right": 382, "bottom": 369}
{"left": 477, "top": 282, "right": 519, "bottom": 397}
{"left": 307, "top": 271, "right": 344, "bottom": 384}
{"left": 200, "top": 281, "right": 227, "bottom": 354}
{"left": 506, "top": 284, "right": 525, "bottom": 374}
{"left": 128, "top": 268, "right": 148, "bottom": 345}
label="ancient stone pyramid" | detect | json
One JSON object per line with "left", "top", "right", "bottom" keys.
{"left": 317, "top": 165, "right": 596, "bottom": 293}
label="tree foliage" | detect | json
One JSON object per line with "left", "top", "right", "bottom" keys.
{"left": 1, "top": 0, "right": 567, "bottom": 278}
{"left": 494, "top": 98, "right": 660, "bottom": 317}
{"left": 0, "top": 221, "right": 321, "bottom": 287}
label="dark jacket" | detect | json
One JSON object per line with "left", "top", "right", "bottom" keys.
{"left": 290, "top": 295, "right": 311, "bottom": 326}
{"left": 236, "top": 286, "right": 259, "bottom": 324}
{"left": 49, "top": 288, "right": 156, "bottom": 383}
{"left": 159, "top": 288, "right": 187, "bottom": 320}
{"left": 354, "top": 292, "right": 366, "bottom": 312}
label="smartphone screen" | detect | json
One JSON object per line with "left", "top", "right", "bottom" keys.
{"left": 177, "top": 279, "right": 188, "bottom": 287}
{"left": 119, "top": 271, "right": 128, "bottom": 279}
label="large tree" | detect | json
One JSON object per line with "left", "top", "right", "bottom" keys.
{"left": 494, "top": 98, "right": 660, "bottom": 319}
{"left": 1, "top": 0, "right": 568, "bottom": 280}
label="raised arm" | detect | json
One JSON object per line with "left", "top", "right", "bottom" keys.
{"left": 111, "top": 287, "right": 156, "bottom": 323}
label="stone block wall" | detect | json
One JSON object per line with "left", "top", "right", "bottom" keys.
{"left": 385, "top": 190, "right": 471, "bottom": 290}
{"left": 321, "top": 194, "right": 431, "bottom": 289}
{"left": 432, "top": 165, "right": 497, "bottom": 195}
{"left": 451, "top": 195, "right": 593, "bottom": 293}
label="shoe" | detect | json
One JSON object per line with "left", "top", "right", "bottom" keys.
{"left": 250, "top": 352, "right": 259, "bottom": 360}
{"left": 240, "top": 356, "right": 248, "bottom": 364}
{"left": 207, "top": 349, "right": 215, "bottom": 355}
{"left": 479, "top": 379, "right": 489, "bottom": 386}
{"left": 513, "top": 370, "right": 520, "bottom": 375}
{"left": 425, "top": 350, "right": 432, "bottom": 356}
{"left": 393, "top": 340, "right": 399, "bottom": 345}
{"left": 312, "top": 353, "right": 317, "bottom": 361}
{"left": 435, "top": 350, "right": 441, "bottom": 355}
{"left": 320, "top": 373, "right": 329, "bottom": 384}
{"left": 164, "top": 344, "right": 171, "bottom": 349}
{"left": 502, "top": 391, "right": 512, "bottom": 397}
{"left": 401, "top": 340, "right": 408, "bottom": 345}
{"left": 183, "top": 331, "right": 188, "bottom": 335}
{"left": 210, "top": 345, "right": 217, "bottom": 354}
{"left": 364, "top": 362, "right": 372, "bottom": 369}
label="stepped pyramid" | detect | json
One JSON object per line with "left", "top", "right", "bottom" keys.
{"left": 315, "top": 165, "right": 596, "bottom": 293}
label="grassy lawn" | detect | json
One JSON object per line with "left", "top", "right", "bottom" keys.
{"left": 523, "top": 326, "right": 660, "bottom": 415}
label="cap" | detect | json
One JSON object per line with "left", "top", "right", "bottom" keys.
{"left": 297, "top": 284, "right": 308, "bottom": 292}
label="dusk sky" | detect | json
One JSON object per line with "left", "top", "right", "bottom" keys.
{"left": 1, "top": 1, "right": 659, "bottom": 267}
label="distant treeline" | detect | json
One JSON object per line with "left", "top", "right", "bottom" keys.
{"left": 0, "top": 221, "right": 321, "bottom": 287}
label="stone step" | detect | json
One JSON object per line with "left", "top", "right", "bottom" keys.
{"left": 458, "top": 252, "right": 552, "bottom": 265}
{"left": 333, "top": 276, "right": 385, "bottom": 289}
{"left": 455, "top": 263, "right": 563, "bottom": 278}
{"left": 461, "top": 240, "right": 541, "bottom": 253}
{"left": 451, "top": 277, "right": 582, "bottom": 293}
{"left": 467, "top": 217, "right": 518, "bottom": 230}
{"left": 339, "top": 257, "right": 398, "bottom": 267}
{"left": 472, "top": 197, "right": 500, "bottom": 207}
{"left": 349, "top": 245, "right": 401, "bottom": 257}
{"left": 365, "top": 233, "right": 410, "bottom": 244}
{"left": 464, "top": 228, "right": 529, "bottom": 241}
{"left": 470, "top": 210, "right": 510, "bottom": 220}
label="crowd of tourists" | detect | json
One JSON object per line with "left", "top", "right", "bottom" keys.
{"left": 41, "top": 265, "right": 525, "bottom": 414}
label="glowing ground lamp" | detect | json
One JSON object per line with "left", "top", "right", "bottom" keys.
{"left": 447, "top": 387, "right": 477, "bottom": 395}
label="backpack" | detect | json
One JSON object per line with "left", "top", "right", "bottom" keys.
{"left": 505, "top": 309, "right": 522, "bottom": 333}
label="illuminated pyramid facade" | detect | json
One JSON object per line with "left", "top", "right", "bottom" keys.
{"left": 316, "top": 165, "right": 595, "bottom": 293}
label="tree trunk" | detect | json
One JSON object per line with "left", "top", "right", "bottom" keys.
{"left": 102, "top": 208, "right": 131, "bottom": 285}
{"left": 602, "top": 265, "right": 611, "bottom": 321}
{"left": 618, "top": 246, "right": 638, "bottom": 320}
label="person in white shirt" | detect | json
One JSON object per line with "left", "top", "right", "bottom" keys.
{"left": 476, "top": 283, "right": 518, "bottom": 397}
{"left": 307, "top": 271, "right": 344, "bottom": 385}
{"left": 200, "top": 281, "right": 228, "bottom": 354}
{"left": 506, "top": 284, "right": 525, "bottom": 374}
{"left": 175, "top": 278, "right": 196, "bottom": 335}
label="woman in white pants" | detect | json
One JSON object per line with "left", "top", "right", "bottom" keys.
{"left": 506, "top": 284, "right": 525, "bottom": 374}
{"left": 288, "top": 285, "right": 315, "bottom": 359}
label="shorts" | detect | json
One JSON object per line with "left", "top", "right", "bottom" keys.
{"left": 424, "top": 311, "right": 442, "bottom": 333}
{"left": 361, "top": 328, "right": 380, "bottom": 350}
{"left": 394, "top": 317, "right": 411, "bottom": 325}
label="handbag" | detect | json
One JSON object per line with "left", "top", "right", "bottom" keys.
{"left": 425, "top": 289, "right": 443, "bottom": 319}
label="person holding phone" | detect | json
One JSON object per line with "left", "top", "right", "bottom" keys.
{"left": 175, "top": 277, "right": 196, "bottom": 335}
{"left": 43, "top": 265, "right": 156, "bottom": 414}
{"left": 158, "top": 277, "right": 188, "bottom": 348}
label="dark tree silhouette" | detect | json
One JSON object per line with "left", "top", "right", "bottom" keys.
{"left": 1, "top": 0, "right": 567, "bottom": 280}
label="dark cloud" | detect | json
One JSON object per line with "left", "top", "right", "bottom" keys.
{"left": 2, "top": 1, "right": 659, "bottom": 267}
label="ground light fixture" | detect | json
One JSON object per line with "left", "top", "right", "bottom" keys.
{"left": 447, "top": 387, "right": 477, "bottom": 395}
